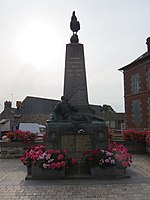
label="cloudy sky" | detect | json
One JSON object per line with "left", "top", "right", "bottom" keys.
{"left": 0, "top": 0, "right": 150, "bottom": 113}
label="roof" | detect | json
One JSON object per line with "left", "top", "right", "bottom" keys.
{"left": 0, "top": 119, "right": 9, "bottom": 124}
{"left": 16, "top": 96, "right": 60, "bottom": 115}
{"left": 118, "top": 51, "right": 150, "bottom": 71}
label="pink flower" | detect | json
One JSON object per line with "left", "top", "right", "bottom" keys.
{"left": 58, "top": 154, "right": 63, "bottom": 160}
{"left": 115, "top": 154, "right": 122, "bottom": 161}
{"left": 105, "top": 159, "right": 109, "bottom": 163}
{"left": 110, "top": 159, "right": 115, "bottom": 164}
{"left": 121, "top": 161, "right": 129, "bottom": 167}
{"left": 50, "top": 162, "right": 57, "bottom": 169}
{"left": 31, "top": 154, "right": 38, "bottom": 161}
{"left": 100, "top": 159, "right": 104, "bottom": 163}
{"left": 48, "top": 158, "right": 54, "bottom": 163}
{"left": 63, "top": 150, "right": 68, "bottom": 155}
{"left": 38, "top": 154, "right": 45, "bottom": 160}
{"left": 43, "top": 163, "right": 49, "bottom": 169}
{"left": 48, "top": 149, "right": 54, "bottom": 154}
{"left": 56, "top": 162, "right": 61, "bottom": 168}
{"left": 46, "top": 154, "right": 51, "bottom": 160}
{"left": 60, "top": 161, "right": 66, "bottom": 167}
{"left": 55, "top": 150, "right": 60, "bottom": 154}
{"left": 36, "top": 150, "right": 43, "bottom": 156}
{"left": 106, "top": 151, "right": 113, "bottom": 156}
{"left": 20, "top": 157, "right": 26, "bottom": 163}
{"left": 71, "top": 158, "right": 78, "bottom": 165}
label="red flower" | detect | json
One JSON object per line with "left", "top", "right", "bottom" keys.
{"left": 63, "top": 150, "right": 68, "bottom": 155}
{"left": 60, "top": 161, "right": 66, "bottom": 167}
{"left": 58, "top": 154, "right": 63, "bottom": 160}
{"left": 71, "top": 157, "right": 78, "bottom": 165}
{"left": 55, "top": 150, "right": 60, "bottom": 154}
{"left": 48, "top": 149, "right": 54, "bottom": 154}
{"left": 50, "top": 162, "right": 57, "bottom": 169}
{"left": 87, "top": 157, "right": 93, "bottom": 161}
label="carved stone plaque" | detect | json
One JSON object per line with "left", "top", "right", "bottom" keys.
{"left": 76, "top": 135, "right": 93, "bottom": 151}
{"left": 61, "top": 135, "right": 76, "bottom": 151}
{"left": 61, "top": 134, "right": 93, "bottom": 152}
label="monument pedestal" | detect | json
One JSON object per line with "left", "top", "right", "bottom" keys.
{"left": 46, "top": 120, "right": 108, "bottom": 176}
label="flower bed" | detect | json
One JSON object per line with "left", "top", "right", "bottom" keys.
{"left": 84, "top": 142, "right": 132, "bottom": 169}
{"left": 0, "top": 141, "right": 45, "bottom": 158}
{"left": 146, "top": 132, "right": 150, "bottom": 155}
{"left": 21, "top": 144, "right": 78, "bottom": 179}
{"left": 21, "top": 142, "right": 132, "bottom": 179}
{"left": 83, "top": 142, "right": 132, "bottom": 178}
{"left": 121, "top": 129, "right": 150, "bottom": 154}
{"left": 6, "top": 130, "right": 38, "bottom": 143}
{"left": 146, "top": 132, "right": 150, "bottom": 145}
{"left": 122, "top": 129, "right": 148, "bottom": 143}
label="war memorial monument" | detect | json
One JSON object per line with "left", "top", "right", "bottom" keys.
{"left": 45, "top": 11, "right": 108, "bottom": 176}
{"left": 23, "top": 12, "right": 131, "bottom": 180}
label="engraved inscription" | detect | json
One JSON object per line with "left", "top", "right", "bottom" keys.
{"left": 61, "top": 135, "right": 93, "bottom": 152}
{"left": 76, "top": 135, "right": 93, "bottom": 151}
{"left": 61, "top": 135, "right": 76, "bottom": 151}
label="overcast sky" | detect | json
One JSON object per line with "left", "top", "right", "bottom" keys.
{"left": 0, "top": 0, "right": 150, "bottom": 113}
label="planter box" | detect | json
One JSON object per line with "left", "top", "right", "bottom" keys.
{"left": 91, "top": 166, "right": 126, "bottom": 178}
{"left": 122, "top": 141, "right": 146, "bottom": 154}
{"left": 26, "top": 166, "right": 65, "bottom": 180}
{"left": 146, "top": 145, "right": 150, "bottom": 155}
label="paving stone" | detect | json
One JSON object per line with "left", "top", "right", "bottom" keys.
{"left": 0, "top": 155, "right": 150, "bottom": 199}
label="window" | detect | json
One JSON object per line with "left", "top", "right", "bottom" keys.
{"left": 147, "top": 97, "right": 150, "bottom": 129}
{"left": 147, "top": 68, "right": 150, "bottom": 89}
{"left": 132, "top": 99, "right": 141, "bottom": 125}
{"left": 131, "top": 74, "right": 140, "bottom": 94}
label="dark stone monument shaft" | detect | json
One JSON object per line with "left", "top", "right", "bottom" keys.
{"left": 63, "top": 43, "right": 89, "bottom": 106}
{"left": 63, "top": 11, "right": 89, "bottom": 108}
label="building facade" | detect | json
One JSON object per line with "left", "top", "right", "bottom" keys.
{"left": 119, "top": 37, "right": 150, "bottom": 129}
{"left": 0, "top": 96, "right": 125, "bottom": 137}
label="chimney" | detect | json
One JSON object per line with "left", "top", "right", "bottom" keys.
{"left": 4, "top": 101, "right": 12, "bottom": 111}
{"left": 146, "top": 37, "right": 150, "bottom": 54}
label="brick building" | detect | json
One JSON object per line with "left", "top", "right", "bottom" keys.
{"left": 119, "top": 37, "right": 150, "bottom": 129}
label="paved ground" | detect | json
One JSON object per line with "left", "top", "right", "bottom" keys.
{"left": 0, "top": 154, "right": 150, "bottom": 200}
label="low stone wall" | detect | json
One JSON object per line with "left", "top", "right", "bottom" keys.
{"left": 116, "top": 141, "right": 147, "bottom": 154}
{"left": 146, "top": 145, "right": 150, "bottom": 155}
{"left": 0, "top": 141, "right": 44, "bottom": 158}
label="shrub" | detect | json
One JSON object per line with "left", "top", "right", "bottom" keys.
{"left": 83, "top": 142, "right": 132, "bottom": 169}
{"left": 122, "top": 129, "right": 148, "bottom": 143}
{"left": 6, "top": 130, "right": 38, "bottom": 143}
{"left": 21, "top": 145, "right": 78, "bottom": 170}
{"left": 146, "top": 132, "right": 150, "bottom": 145}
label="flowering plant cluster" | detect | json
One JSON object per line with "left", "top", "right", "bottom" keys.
{"left": 6, "top": 130, "right": 38, "bottom": 143}
{"left": 146, "top": 132, "right": 150, "bottom": 145}
{"left": 83, "top": 149, "right": 116, "bottom": 169}
{"left": 108, "top": 142, "right": 132, "bottom": 168}
{"left": 21, "top": 145, "right": 78, "bottom": 170}
{"left": 122, "top": 129, "right": 148, "bottom": 143}
{"left": 83, "top": 142, "right": 132, "bottom": 169}
{"left": 108, "top": 128, "right": 114, "bottom": 144}
{"left": 21, "top": 144, "right": 45, "bottom": 166}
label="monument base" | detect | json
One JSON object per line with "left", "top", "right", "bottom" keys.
{"left": 90, "top": 167, "right": 128, "bottom": 179}
{"left": 44, "top": 120, "right": 108, "bottom": 177}
{"left": 25, "top": 165, "right": 130, "bottom": 180}
{"left": 26, "top": 166, "right": 65, "bottom": 180}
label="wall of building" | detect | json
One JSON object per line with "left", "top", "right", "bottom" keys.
{"left": 124, "top": 59, "right": 150, "bottom": 129}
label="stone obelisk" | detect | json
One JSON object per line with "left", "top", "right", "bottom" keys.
{"left": 63, "top": 11, "right": 91, "bottom": 112}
